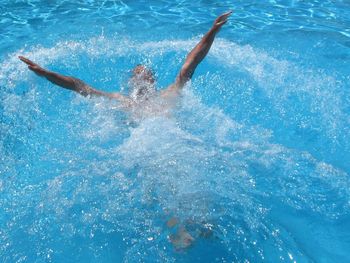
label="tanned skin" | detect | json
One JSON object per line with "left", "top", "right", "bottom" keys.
{"left": 19, "top": 11, "right": 232, "bottom": 104}
{"left": 167, "top": 11, "right": 232, "bottom": 92}
{"left": 18, "top": 11, "right": 232, "bottom": 249}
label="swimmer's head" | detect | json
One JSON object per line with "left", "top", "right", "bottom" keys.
{"left": 132, "top": 65, "right": 155, "bottom": 84}
{"left": 128, "top": 65, "right": 156, "bottom": 100}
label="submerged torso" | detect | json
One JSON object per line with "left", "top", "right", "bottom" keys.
{"left": 117, "top": 87, "right": 180, "bottom": 122}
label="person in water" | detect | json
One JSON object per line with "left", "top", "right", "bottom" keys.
{"left": 19, "top": 11, "right": 232, "bottom": 249}
{"left": 19, "top": 11, "right": 232, "bottom": 111}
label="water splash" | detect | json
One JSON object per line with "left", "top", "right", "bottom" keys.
{"left": 0, "top": 37, "right": 349, "bottom": 262}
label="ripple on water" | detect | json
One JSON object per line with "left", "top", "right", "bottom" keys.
{"left": 0, "top": 37, "right": 349, "bottom": 262}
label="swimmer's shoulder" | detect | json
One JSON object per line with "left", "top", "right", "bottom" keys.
{"left": 110, "top": 92, "right": 133, "bottom": 107}
{"left": 160, "top": 84, "right": 181, "bottom": 99}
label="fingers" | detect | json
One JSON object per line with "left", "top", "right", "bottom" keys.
{"left": 214, "top": 10, "right": 233, "bottom": 28}
{"left": 19, "top": 56, "right": 35, "bottom": 65}
{"left": 18, "top": 56, "right": 36, "bottom": 66}
{"left": 220, "top": 11, "right": 233, "bottom": 18}
{"left": 223, "top": 10, "right": 233, "bottom": 16}
{"left": 217, "top": 11, "right": 232, "bottom": 21}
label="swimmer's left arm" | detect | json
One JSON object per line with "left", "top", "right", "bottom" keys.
{"left": 163, "top": 11, "right": 232, "bottom": 96}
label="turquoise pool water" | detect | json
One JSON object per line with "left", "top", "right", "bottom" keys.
{"left": 1, "top": 1, "right": 349, "bottom": 262}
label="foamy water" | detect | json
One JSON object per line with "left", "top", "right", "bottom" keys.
{"left": 1, "top": 36, "right": 349, "bottom": 262}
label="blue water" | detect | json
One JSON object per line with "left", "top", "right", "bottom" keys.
{"left": 1, "top": 1, "right": 349, "bottom": 262}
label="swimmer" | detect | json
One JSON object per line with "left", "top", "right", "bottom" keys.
{"left": 19, "top": 10, "right": 232, "bottom": 248}
{"left": 19, "top": 11, "right": 232, "bottom": 113}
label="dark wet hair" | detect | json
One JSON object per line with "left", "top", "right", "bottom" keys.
{"left": 132, "top": 64, "right": 155, "bottom": 83}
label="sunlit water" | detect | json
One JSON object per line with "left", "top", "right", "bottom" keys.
{"left": 1, "top": 1, "right": 349, "bottom": 262}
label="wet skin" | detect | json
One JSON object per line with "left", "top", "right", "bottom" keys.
{"left": 18, "top": 11, "right": 232, "bottom": 115}
{"left": 19, "top": 11, "right": 233, "bottom": 248}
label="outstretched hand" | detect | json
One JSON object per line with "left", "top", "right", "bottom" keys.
{"left": 213, "top": 11, "right": 233, "bottom": 31}
{"left": 19, "top": 56, "right": 47, "bottom": 76}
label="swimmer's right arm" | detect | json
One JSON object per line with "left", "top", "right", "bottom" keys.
{"left": 18, "top": 56, "right": 128, "bottom": 102}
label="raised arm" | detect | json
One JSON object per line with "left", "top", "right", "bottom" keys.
{"left": 166, "top": 11, "right": 232, "bottom": 93}
{"left": 18, "top": 56, "right": 127, "bottom": 101}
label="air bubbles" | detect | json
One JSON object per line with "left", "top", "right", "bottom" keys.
{"left": 0, "top": 36, "right": 349, "bottom": 262}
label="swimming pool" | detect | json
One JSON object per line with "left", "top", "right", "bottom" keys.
{"left": 1, "top": 0, "right": 349, "bottom": 262}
